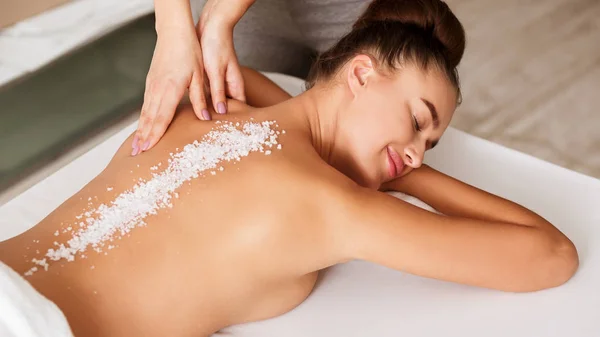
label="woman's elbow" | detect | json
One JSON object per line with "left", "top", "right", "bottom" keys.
{"left": 544, "top": 233, "right": 579, "bottom": 288}
{"left": 517, "top": 230, "right": 579, "bottom": 292}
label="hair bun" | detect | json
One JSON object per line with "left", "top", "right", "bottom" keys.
{"left": 353, "top": 0, "right": 465, "bottom": 68}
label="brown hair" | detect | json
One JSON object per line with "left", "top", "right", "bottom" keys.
{"left": 305, "top": 0, "right": 466, "bottom": 98}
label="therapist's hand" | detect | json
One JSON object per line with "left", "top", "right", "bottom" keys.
{"left": 196, "top": 0, "right": 249, "bottom": 117}
{"left": 133, "top": 27, "right": 210, "bottom": 156}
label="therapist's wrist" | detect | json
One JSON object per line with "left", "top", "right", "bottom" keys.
{"left": 201, "top": 0, "right": 256, "bottom": 31}
{"left": 154, "top": 0, "right": 195, "bottom": 34}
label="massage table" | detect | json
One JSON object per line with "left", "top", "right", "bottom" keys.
{"left": 1, "top": 73, "right": 599, "bottom": 337}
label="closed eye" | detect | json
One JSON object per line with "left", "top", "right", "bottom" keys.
{"left": 412, "top": 114, "right": 421, "bottom": 132}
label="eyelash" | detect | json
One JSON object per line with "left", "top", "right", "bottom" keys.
{"left": 412, "top": 114, "right": 421, "bottom": 132}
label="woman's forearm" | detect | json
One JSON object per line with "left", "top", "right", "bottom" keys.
{"left": 383, "top": 165, "right": 555, "bottom": 230}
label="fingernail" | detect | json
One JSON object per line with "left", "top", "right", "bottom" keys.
{"left": 201, "top": 109, "right": 211, "bottom": 121}
{"left": 132, "top": 135, "right": 139, "bottom": 149}
{"left": 141, "top": 141, "right": 150, "bottom": 151}
{"left": 131, "top": 145, "right": 139, "bottom": 156}
{"left": 217, "top": 102, "right": 226, "bottom": 114}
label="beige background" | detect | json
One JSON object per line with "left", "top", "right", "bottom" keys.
{"left": 447, "top": 0, "right": 600, "bottom": 178}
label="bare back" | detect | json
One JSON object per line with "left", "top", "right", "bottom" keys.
{"left": 0, "top": 103, "right": 351, "bottom": 337}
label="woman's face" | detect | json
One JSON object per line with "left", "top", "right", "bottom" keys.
{"left": 335, "top": 57, "right": 457, "bottom": 188}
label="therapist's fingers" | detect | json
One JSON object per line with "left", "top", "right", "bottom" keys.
{"left": 143, "top": 84, "right": 183, "bottom": 152}
{"left": 225, "top": 61, "right": 246, "bottom": 103}
{"left": 189, "top": 71, "right": 210, "bottom": 121}
{"left": 207, "top": 67, "right": 227, "bottom": 115}
{"left": 133, "top": 87, "right": 159, "bottom": 156}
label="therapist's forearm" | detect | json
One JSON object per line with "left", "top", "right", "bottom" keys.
{"left": 154, "top": 0, "right": 195, "bottom": 33}
{"left": 201, "top": 0, "right": 257, "bottom": 29}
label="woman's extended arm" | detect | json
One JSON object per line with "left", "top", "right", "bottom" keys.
{"left": 339, "top": 184, "right": 578, "bottom": 292}
{"left": 239, "top": 66, "right": 293, "bottom": 107}
{"left": 335, "top": 168, "right": 579, "bottom": 292}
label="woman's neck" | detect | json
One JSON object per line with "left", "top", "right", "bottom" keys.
{"left": 282, "top": 83, "right": 346, "bottom": 166}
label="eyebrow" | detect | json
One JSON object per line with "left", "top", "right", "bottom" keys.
{"left": 421, "top": 98, "right": 440, "bottom": 149}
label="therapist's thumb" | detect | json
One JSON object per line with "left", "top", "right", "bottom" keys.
{"left": 207, "top": 67, "right": 227, "bottom": 115}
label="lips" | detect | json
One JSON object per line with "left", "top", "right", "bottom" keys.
{"left": 386, "top": 146, "right": 404, "bottom": 179}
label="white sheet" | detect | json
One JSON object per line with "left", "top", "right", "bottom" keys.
{"left": 1, "top": 73, "right": 599, "bottom": 337}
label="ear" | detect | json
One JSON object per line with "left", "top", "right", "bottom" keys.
{"left": 347, "top": 54, "right": 374, "bottom": 98}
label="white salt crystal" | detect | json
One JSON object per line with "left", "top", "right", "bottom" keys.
{"left": 265, "top": 151, "right": 272, "bottom": 155}
{"left": 219, "top": 167, "right": 224, "bottom": 171}
{"left": 29, "top": 120, "right": 281, "bottom": 275}
{"left": 54, "top": 231, "right": 59, "bottom": 236}
{"left": 90, "top": 266, "right": 95, "bottom": 270}
{"left": 211, "top": 171, "right": 216, "bottom": 175}
{"left": 32, "top": 258, "right": 49, "bottom": 271}
{"left": 107, "top": 187, "right": 113, "bottom": 191}
{"left": 277, "top": 144, "right": 282, "bottom": 150}
{"left": 282, "top": 130, "right": 286, "bottom": 134}
{"left": 24, "top": 266, "right": 38, "bottom": 276}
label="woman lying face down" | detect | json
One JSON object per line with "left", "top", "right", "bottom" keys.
{"left": 0, "top": 1, "right": 578, "bottom": 336}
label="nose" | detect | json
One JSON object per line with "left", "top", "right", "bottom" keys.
{"left": 404, "top": 146, "right": 424, "bottom": 169}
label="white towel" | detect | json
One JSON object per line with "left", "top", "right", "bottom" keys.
{"left": 0, "top": 261, "right": 73, "bottom": 337}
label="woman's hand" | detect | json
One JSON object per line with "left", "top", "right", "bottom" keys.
{"left": 133, "top": 27, "right": 210, "bottom": 156}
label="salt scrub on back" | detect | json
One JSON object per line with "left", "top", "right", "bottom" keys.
{"left": 23, "top": 120, "right": 284, "bottom": 276}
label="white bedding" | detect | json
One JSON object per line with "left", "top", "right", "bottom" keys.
{"left": 1, "top": 73, "right": 599, "bottom": 337}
